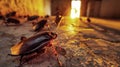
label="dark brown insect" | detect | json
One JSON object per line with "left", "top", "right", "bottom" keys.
{"left": 32, "top": 19, "right": 48, "bottom": 32}
{"left": 5, "top": 17, "right": 20, "bottom": 26}
{"left": 6, "top": 11, "right": 16, "bottom": 17}
{"left": 55, "top": 15, "right": 62, "bottom": 25}
{"left": 87, "top": 18, "right": 91, "bottom": 23}
{"left": 27, "top": 15, "right": 39, "bottom": 21}
{"left": 8, "top": 32, "right": 57, "bottom": 66}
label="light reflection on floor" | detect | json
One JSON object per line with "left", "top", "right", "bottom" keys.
{"left": 0, "top": 17, "right": 120, "bottom": 67}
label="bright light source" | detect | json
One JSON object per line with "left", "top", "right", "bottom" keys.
{"left": 70, "top": 0, "right": 81, "bottom": 19}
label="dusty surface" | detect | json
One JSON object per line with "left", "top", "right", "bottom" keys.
{"left": 0, "top": 17, "right": 120, "bottom": 67}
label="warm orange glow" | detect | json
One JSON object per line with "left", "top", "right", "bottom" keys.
{"left": 0, "top": 0, "right": 45, "bottom": 16}
{"left": 61, "top": 24, "right": 76, "bottom": 35}
{"left": 67, "top": 25, "right": 74, "bottom": 31}
{"left": 59, "top": 18, "right": 77, "bottom": 35}
{"left": 70, "top": 0, "right": 81, "bottom": 19}
{"left": 11, "top": 43, "right": 23, "bottom": 55}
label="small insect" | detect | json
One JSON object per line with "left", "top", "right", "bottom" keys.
{"left": 8, "top": 32, "right": 57, "bottom": 67}
{"left": 32, "top": 19, "right": 48, "bottom": 32}
{"left": 6, "top": 11, "right": 16, "bottom": 17}
{"left": 0, "top": 15, "right": 5, "bottom": 20}
{"left": 32, "top": 15, "right": 50, "bottom": 32}
{"left": 4, "top": 17, "right": 20, "bottom": 26}
{"left": 27, "top": 15, "right": 39, "bottom": 21}
{"left": 87, "top": 18, "right": 91, "bottom": 23}
{"left": 55, "top": 15, "right": 62, "bottom": 25}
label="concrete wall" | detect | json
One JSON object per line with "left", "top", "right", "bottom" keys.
{"left": 81, "top": 0, "right": 101, "bottom": 17}
{"left": 1, "top": 0, "right": 120, "bottom": 18}
{"left": 0, "top": 0, "right": 71, "bottom": 16}
{"left": 84, "top": 0, "right": 120, "bottom": 19}
{"left": 0, "top": 0, "right": 45, "bottom": 16}
{"left": 86, "top": 0, "right": 101, "bottom": 17}
{"left": 81, "top": 0, "right": 88, "bottom": 16}
{"left": 51, "top": 0, "right": 71, "bottom": 16}
{"left": 44, "top": 0, "right": 51, "bottom": 16}
{"left": 100, "top": 0, "right": 120, "bottom": 18}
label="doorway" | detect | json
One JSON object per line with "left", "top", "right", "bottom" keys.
{"left": 70, "top": 0, "right": 81, "bottom": 18}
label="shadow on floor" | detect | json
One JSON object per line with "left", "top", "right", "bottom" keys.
{"left": 82, "top": 22, "right": 120, "bottom": 43}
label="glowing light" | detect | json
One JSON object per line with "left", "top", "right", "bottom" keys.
{"left": 11, "top": 43, "right": 23, "bottom": 55}
{"left": 68, "top": 25, "right": 74, "bottom": 31}
{"left": 70, "top": 0, "right": 81, "bottom": 19}
{"left": 66, "top": 24, "right": 76, "bottom": 34}
{"left": 0, "top": 0, "right": 45, "bottom": 16}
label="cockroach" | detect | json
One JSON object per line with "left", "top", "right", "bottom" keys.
{"left": 8, "top": 32, "right": 57, "bottom": 66}
{"left": 0, "top": 15, "right": 5, "bottom": 20}
{"left": 87, "top": 17, "right": 91, "bottom": 23}
{"left": 27, "top": 15, "right": 39, "bottom": 21}
{"left": 5, "top": 17, "right": 20, "bottom": 26}
{"left": 32, "top": 15, "right": 50, "bottom": 32}
{"left": 32, "top": 19, "right": 47, "bottom": 32}
{"left": 6, "top": 11, "right": 16, "bottom": 17}
{"left": 55, "top": 15, "right": 62, "bottom": 25}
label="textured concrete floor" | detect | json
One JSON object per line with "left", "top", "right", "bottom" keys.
{"left": 0, "top": 17, "right": 120, "bottom": 67}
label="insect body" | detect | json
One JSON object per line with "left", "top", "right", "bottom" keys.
{"left": 9, "top": 32, "right": 57, "bottom": 66}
